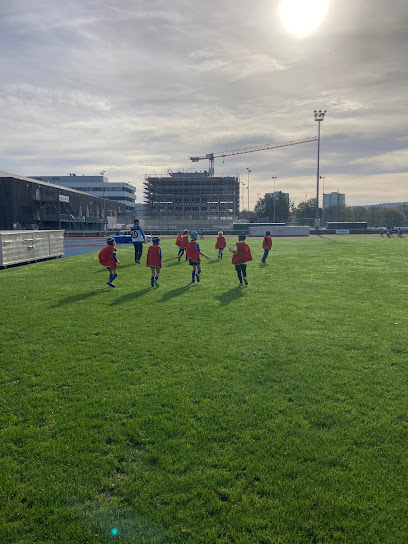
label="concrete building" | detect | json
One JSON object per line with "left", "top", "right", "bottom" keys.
{"left": 30, "top": 174, "right": 136, "bottom": 215}
{"left": 323, "top": 191, "right": 345, "bottom": 208}
{"left": 266, "top": 191, "right": 290, "bottom": 200}
{"left": 144, "top": 171, "right": 240, "bottom": 229}
{"left": 0, "top": 171, "right": 125, "bottom": 231}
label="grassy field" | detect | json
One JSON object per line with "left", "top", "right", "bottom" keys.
{"left": 1, "top": 235, "right": 407, "bottom": 544}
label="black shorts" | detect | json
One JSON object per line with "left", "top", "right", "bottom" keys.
{"left": 189, "top": 259, "right": 200, "bottom": 266}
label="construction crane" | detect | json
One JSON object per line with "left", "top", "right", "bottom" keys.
{"left": 190, "top": 136, "right": 318, "bottom": 176}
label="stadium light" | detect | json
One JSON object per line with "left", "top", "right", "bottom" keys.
{"left": 271, "top": 176, "right": 277, "bottom": 223}
{"left": 314, "top": 110, "right": 326, "bottom": 228}
{"left": 246, "top": 168, "right": 251, "bottom": 211}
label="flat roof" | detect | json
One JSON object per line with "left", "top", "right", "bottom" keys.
{"left": 0, "top": 170, "right": 108, "bottom": 200}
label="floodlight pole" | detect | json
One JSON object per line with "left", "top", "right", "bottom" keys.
{"left": 271, "top": 176, "right": 277, "bottom": 223}
{"left": 320, "top": 176, "right": 325, "bottom": 225}
{"left": 314, "top": 110, "right": 326, "bottom": 228}
{"left": 246, "top": 168, "right": 251, "bottom": 212}
{"left": 100, "top": 171, "right": 106, "bottom": 232}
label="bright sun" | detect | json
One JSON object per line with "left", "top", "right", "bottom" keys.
{"left": 280, "top": 0, "right": 329, "bottom": 38}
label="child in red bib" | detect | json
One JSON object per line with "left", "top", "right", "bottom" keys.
{"left": 146, "top": 237, "right": 162, "bottom": 287}
{"left": 262, "top": 231, "right": 272, "bottom": 263}
{"left": 175, "top": 230, "right": 183, "bottom": 257}
{"left": 229, "top": 232, "right": 252, "bottom": 286}
{"left": 186, "top": 231, "right": 209, "bottom": 283}
{"left": 215, "top": 231, "right": 226, "bottom": 259}
{"left": 178, "top": 230, "right": 189, "bottom": 261}
{"left": 98, "top": 238, "right": 120, "bottom": 288}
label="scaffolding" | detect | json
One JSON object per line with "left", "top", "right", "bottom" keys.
{"left": 144, "top": 171, "right": 240, "bottom": 227}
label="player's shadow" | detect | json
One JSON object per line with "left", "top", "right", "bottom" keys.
{"left": 118, "top": 263, "right": 141, "bottom": 269}
{"left": 215, "top": 286, "right": 245, "bottom": 306}
{"left": 165, "top": 260, "right": 185, "bottom": 267}
{"left": 52, "top": 290, "right": 105, "bottom": 307}
{"left": 96, "top": 263, "right": 135, "bottom": 272}
{"left": 159, "top": 283, "right": 194, "bottom": 302}
{"left": 207, "top": 259, "right": 222, "bottom": 265}
{"left": 259, "top": 262, "right": 269, "bottom": 267}
{"left": 110, "top": 288, "right": 152, "bottom": 305}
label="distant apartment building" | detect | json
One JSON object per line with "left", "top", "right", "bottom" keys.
{"left": 323, "top": 191, "right": 345, "bottom": 208}
{"left": 266, "top": 191, "right": 290, "bottom": 200}
{"left": 30, "top": 174, "right": 136, "bottom": 215}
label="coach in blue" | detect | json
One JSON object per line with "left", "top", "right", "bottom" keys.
{"left": 130, "top": 218, "right": 146, "bottom": 264}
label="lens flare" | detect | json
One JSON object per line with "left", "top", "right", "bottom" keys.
{"left": 280, "top": 0, "right": 329, "bottom": 38}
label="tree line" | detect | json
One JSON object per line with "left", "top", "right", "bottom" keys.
{"left": 248, "top": 193, "right": 407, "bottom": 227}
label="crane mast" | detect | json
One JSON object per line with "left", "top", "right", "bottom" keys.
{"left": 190, "top": 136, "right": 318, "bottom": 176}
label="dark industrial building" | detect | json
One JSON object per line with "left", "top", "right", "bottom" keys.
{"left": 144, "top": 171, "right": 240, "bottom": 228}
{"left": 0, "top": 171, "right": 126, "bottom": 231}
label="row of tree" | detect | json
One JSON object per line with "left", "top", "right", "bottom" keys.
{"left": 249, "top": 193, "right": 407, "bottom": 227}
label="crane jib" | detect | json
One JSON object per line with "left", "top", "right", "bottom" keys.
{"left": 189, "top": 136, "right": 318, "bottom": 175}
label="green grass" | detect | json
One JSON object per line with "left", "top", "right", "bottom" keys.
{"left": 1, "top": 236, "right": 408, "bottom": 544}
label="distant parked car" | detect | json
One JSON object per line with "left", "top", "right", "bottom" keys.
{"left": 112, "top": 233, "right": 151, "bottom": 244}
{"left": 112, "top": 234, "right": 132, "bottom": 244}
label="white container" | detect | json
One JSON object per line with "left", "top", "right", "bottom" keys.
{"left": 0, "top": 230, "right": 64, "bottom": 267}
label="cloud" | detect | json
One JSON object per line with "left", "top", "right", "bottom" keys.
{"left": 352, "top": 149, "right": 408, "bottom": 171}
{"left": 0, "top": 0, "right": 407, "bottom": 209}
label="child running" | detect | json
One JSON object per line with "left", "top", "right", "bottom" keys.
{"left": 229, "top": 232, "right": 252, "bottom": 286}
{"left": 261, "top": 231, "right": 272, "bottom": 263}
{"left": 175, "top": 229, "right": 183, "bottom": 258}
{"left": 146, "top": 236, "right": 162, "bottom": 288}
{"left": 98, "top": 237, "right": 120, "bottom": 288}
{"left": 186, "top": 230, "right": 209, "bottom": 283}
{"left": 215, "top": 231, "right": 226, "bottom": 259}
{"left": 178, "top": 230, "right": 189, "bottom": 261}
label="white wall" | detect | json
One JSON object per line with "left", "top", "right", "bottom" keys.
{"left": 249, "top": 226, "right": 310, "bottom": 237}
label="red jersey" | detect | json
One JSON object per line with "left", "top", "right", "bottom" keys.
{"left": 186, "top": 241, "right": 200, "bottom": 262}
{"left": 262, "top": 236, "right": 272, "bottom": 250}
{"left": 175, "top": 234, "right": 182, "bottom": 246}
{"left": 180, "top": 235, "right": 189, "bottom": 249}
{"left": 232, "top": 242, "right": 252, "bottom": 265}
{"left": 146, "top": 245, "right": 161, "bottom": 268}
{"left": 215, "top": 236, "right": 226, "bottom": 249}
{"left": 98, "top": 245, "right": 117, "bottom": 269}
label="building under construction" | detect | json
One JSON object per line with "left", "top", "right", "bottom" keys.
{"left": 144, "top": 171, "right": 240, "bottom": 229}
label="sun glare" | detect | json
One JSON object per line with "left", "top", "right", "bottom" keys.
{"left": 280, "top": 0, "right": 328, "bottom": 38}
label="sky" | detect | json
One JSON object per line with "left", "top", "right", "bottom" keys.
{"left": 0, "top": 0, "right": 407, "bottom": 207}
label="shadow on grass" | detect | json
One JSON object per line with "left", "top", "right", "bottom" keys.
{"left": 165, "top": 260, "right": 186, "bottom": 267}
{"left": 52, "top": 289, "right": 106, "bottom": 307}
{"left": 111, "top": 288, "right": 152, "bottom": 305}
{"left": 259, "top": 262, "right": 269, "bottom": 268}
{"left": 314, "top": 235, "right": 347, "bottom": 243}
{"left": 119, "top": 262, "right": 142, "bottom": 269}
{"left": 159, "top": 283, "right": 194, "bottom": 302}
{"left": 96, "top": 263, "right": 137, "bottom": 272}
{"left": 215, "top": 286, "right": 245, "bottom": 306}
{"left": 207, "top": 258, "right": 222, "bottom": 265}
